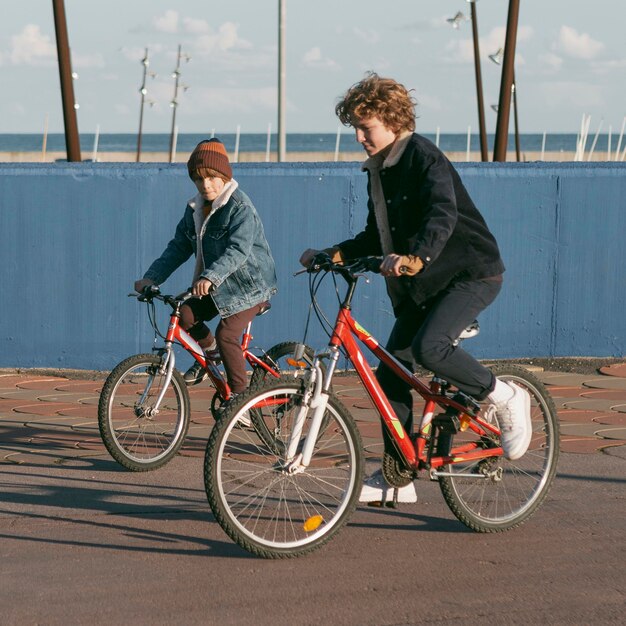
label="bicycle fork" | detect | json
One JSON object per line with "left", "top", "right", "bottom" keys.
{"left": 139, "top": 344, "right": 176, "bottom": 415}
{"left": 283, "top": 359, "right": 330, "bottom": 474}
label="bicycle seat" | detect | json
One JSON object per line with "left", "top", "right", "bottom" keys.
{"left": 256, "top": 302, "right": 272, "bottom": 316}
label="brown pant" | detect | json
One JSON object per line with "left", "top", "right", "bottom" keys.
{"left": 180, "top": 297, "right": 265, "bottom": 393}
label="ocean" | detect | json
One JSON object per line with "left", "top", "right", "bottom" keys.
{"left": 0, "top": 132, "right": 618, "bottom": 155}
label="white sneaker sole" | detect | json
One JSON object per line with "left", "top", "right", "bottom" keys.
{"left": 359, "top": 482, "right": 417, "bottom": 504}
{"left": 502, "top": 382, "right": 532, "bottom": 460}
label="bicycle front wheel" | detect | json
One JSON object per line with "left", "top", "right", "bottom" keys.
{"left": 204, "top": 378, "right": 363, "bottom": 559}
{"left": 98, "top": 353, "right": 190, "bottom": 471}
{"left": 438, "top": 364, "right": 560, "bottom": 532}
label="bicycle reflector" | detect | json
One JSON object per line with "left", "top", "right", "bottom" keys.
{"left": 286, "top": 357, "right": 307, "bottom": 368}
{"left": 303, "top": 515, "right": 324, "bottom": 532}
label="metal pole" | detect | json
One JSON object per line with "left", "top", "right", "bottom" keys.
{"left": 277, "top": 0, "right": 286, "bottom": 162}
{"left": 512, "top": 72, "right": 521, "bottom": 161}
{"left": 493, "top": 0, "right": 520, "bottom": 162}
{"left": 169, "top": 45, "right": 182, "bottom": 164}
{"left": 137, "top": 48, "right": 149, "bottom": 163}
{"left": 468, "top": 1, "right": 488, "bottom": 161}
{"left": 52, "top": 0, "right": 81, "bottom": 162}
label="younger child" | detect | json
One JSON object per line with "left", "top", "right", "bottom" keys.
{"left": 135, "top": 138, "right": 277, "bottom": 402}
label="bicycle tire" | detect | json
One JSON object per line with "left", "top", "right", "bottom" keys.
{"left": 438, "top": 364, "right": 560, "bottom": 532}
{"left": 204, "top": 377, "right": 363, "bottom": 559}
{"left": 98, "top": 353, "right": 191, "bottom": 471}
{"left": 248, "top": 342, "right": 319, "bottom": 454}
{"left": 249, "top": 341, "right": 317, "bottom": 385}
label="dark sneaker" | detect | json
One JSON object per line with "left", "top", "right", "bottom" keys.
{"left": 217, "top": 392, "right": 251, "bottom": 427}
{"left": 183, "top": 362, "right": 208, "bottom": 386}
{"left": 205, "top": 348, "right": 222, "bottom": 365}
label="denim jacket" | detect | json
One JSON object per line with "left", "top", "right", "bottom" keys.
{"left": 143, "top": 180, "right": 277, "bottom": 317}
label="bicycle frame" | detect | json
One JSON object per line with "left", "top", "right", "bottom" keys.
{"left": 326, "top": 307, "right": 503, "bottom": 472}
{"left": 143, "top": 293, "right": 282, "bottom": 412}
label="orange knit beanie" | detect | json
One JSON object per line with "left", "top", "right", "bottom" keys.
{"left": 187, "top": 138, "right": 232, "bottom": 180}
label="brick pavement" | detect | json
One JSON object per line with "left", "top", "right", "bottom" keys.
{"left": 1, "top": 363, "right": 625, "bottom": 466}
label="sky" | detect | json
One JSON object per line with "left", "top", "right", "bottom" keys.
{"left": 1, "top": 1, "right": 624, "bottom": 136}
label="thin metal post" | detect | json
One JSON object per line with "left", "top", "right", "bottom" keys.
{"left": 277, "top": 0, "right": 286, "bottom": 162}
{"left": 52, "top": 0, "right": 81, "bottom": 162}
{"left": 512, "top": 74, "right": 521, "bottom": 161}
{"left": 137, "top": 48, "right": 149, "bottom": 162}
{"left": 493, "top": 0, "right": 520, "bottom": 162}
{"left": 468, "top": 1, "right": 488, "bottom": 161}
{"left": 169, "top": 45, "right": 182, "bottom": 163}
{"left": 168, "top": 46, "right": 190, "bottom": 163}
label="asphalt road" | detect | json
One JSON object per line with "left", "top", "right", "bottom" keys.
{"left": 1, "top": 450, "right": 624, "bottom": 625}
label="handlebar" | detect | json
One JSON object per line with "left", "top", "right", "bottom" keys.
{"left": 129, "top": 285, "right": 195, "bottom": 308}
{"left": 298, "top": 254, "right": 384, "bottom": 279}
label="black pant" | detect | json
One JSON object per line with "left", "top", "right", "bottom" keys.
{"left": 375, "top": 277, "right": 502, "bottom": 452}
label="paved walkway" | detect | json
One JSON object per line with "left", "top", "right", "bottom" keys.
{"left": 1, "top": 363, "right": 625, "bottom": 466}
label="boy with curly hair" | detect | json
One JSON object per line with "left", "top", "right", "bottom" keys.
{"left": 300, "top": 73, "right": 531, "bottom": 505}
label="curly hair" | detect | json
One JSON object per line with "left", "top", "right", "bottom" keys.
{"left": 335, "top": 72, "right": 416, "bottom": 133}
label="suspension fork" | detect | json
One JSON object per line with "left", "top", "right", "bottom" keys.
{"left": 142, "top": 312, "right": 183, "bottom": 412}
{"left": 285, "top": 348, "right": 338, "bottom": 470}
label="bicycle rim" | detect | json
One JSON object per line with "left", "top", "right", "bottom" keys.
{"left": 205, "top": 380, "right": 363, "bottom": 558}
{"left": 438, "top": 364, "right": 559, "bottom": 531}
{"left": 99, "top": 354, "right": 190, "bottom": 470}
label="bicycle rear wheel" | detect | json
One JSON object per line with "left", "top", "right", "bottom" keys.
{"left": 249, "top": 341, "right": 317, "bottom": 385}
{"left": 98, "top": 353, "right": 190, "bottom": 471}
{"left": 248, "top": 342, "right": 319, "bottom": 454}
{"left": 204, "top": 378, "right": 363, "bottom": 558}
{"left": 438, "top": 364, "right": 559, "bottom": 532}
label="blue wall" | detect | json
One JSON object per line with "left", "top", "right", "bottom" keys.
{"left": 1, "top": 161, "right": 625, "bottom": 371}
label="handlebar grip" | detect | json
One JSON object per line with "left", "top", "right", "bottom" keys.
{"left": 137, "top": 284, "right": 160, "bottom": 301}
{"left": 362, "top": 256, "right": 383, "bottom": 274}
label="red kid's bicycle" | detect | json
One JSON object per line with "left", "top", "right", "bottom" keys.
{"left": 203, "top": 256, "right": 560, "bottom": 558}
{"left": 98, "top": 286, "right": 315, "bottom": 471}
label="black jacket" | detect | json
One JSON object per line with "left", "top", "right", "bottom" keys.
{"left": 337, "top": 133, "right": 505, "bottom": 306}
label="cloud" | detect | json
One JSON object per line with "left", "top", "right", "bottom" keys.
{"left": 193, "top": 22, "right": 251, "bottom": 55}
{"left": 154, "top": 10, "right": 179, "bottom": 33}
{"left": 539, "top": 52, "right": 563, "bottom": 72}
{"left": 353, "top": 27, "right": 380, "bottom": 44}
{"left": 183, "top": 18, "right": 210, "bottom": 34}
{"left": 302, "top": 47, "right": 339, "bottom": 70}
{"left": 557, "top": 26, "right": 604, "bottom": 60}
{"left": 444, "top": 26, "right": 533, "bottom": 65}
{"left": 10, "top": 24, "right": 56, "bottom": 66}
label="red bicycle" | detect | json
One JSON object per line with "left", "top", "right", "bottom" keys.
{"left": 98, "top": 286, "right": 315, "bottom": 471}
{"left": 203, "top": 256, "right": 560, "bottom": 558}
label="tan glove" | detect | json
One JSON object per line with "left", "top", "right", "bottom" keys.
{"left": 321, "top": 247, "right": 345, "bottom": 264}
{"left": 398, "top": 254, "right": 424, "bottom": 276}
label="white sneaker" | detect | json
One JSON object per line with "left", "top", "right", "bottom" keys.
{"left": 489, "top": 381, "right": 532, "bottom": 460}
{"left": 359, "top": 469, "right": 417, "bottom": 505}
